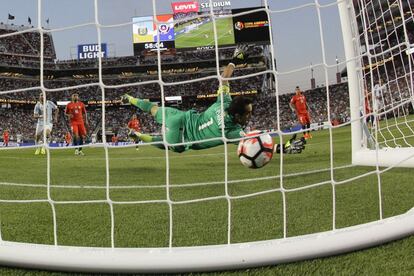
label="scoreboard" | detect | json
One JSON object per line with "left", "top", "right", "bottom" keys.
{"left": 133, "top": 5, "right": 270, "bottom": 55}
{"left": 133, "top": 15, "right": 175, "bottom": 52}
{"left": 232, "top": 8, "right": 270, "bottom": 44}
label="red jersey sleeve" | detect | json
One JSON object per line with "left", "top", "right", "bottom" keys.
{"left": 128, "top": 121, "right": 132, "bottom": 129}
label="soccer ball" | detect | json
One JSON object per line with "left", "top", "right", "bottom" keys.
{"left": 237, "top": 131, "right": 274, "bottom": 169}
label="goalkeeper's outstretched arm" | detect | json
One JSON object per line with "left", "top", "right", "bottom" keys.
{"left": 216, "top": 63, "right": 234, "bottom": 99}
{"left": 220, "top": 44, "right": 250, "bottom": 88}
{"left": 221, "top": 63, "right": 235, "bottom": 87}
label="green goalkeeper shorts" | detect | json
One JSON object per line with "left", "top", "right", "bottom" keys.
{"left": 155, "top": 107, "right": 188, "bottom": 153}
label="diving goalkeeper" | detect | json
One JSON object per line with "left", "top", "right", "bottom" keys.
{"left": 122, "top": 45, "right": 305, "bottom": 154}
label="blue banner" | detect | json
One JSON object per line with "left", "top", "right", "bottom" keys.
{"left": 78, "top": 43, "right": 107, "bottom": 60}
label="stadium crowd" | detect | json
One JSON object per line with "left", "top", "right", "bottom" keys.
{"left": 0, "top": 15, "right": 412, "bottom": 144}
{"left": 1, "top": 64, "right": 412, "bottom": 144}
{"left": 3, "top": 66, "right": 413, "bottom": 143}
{"left": 0, "top": 78, "right": 353, "bottom": 143}
{"left": 0, "top": 25, "right": 55, "bottom": 60}
{"left": 0, "top": 36, "right": 263, "bottom": 69}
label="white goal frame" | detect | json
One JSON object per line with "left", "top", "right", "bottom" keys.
{"left": 345, "top": 0, "right": 414, "bottom": 167}
{"left": 0, "top": 0, "right": 413, "bottom": 273}
{"left": 0, "top": 209, "right": 411, "bottom": 273}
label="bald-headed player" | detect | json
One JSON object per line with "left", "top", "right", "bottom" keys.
{"left": 122, "top": 45, "right": 305, "bottom": 155}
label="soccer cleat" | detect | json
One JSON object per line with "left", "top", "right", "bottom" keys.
{"left": 41, "top": 147, "right": 46, "bottom": 155}
{"left": 35, "top": 148, "right": 40, "bottom": 155}
{"left": 75, "top": 149, "right": 79, "bottom": 155}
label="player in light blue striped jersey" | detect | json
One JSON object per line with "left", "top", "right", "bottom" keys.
{"left": 33, "top": 93, "right": 59, "bottom": 155}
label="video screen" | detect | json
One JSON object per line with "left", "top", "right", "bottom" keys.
{"left": 132, "top": 7, "right": 271, "bottom": 54}
{"left": 232, "top": 8, "right": 270, "bottom": 44}
{"left": 133, "top": 15, "right": 175, "bottom": 53}
{"left": 174, "top": 10, "right": 235, "bottom": 49}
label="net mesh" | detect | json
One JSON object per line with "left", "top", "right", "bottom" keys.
{"left": 356, "top": 0, "right": 414, "bottom": 148}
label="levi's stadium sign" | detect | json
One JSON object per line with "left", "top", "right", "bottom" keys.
{"left": 171, "top": 0, "right": 231, "bottom": 13}
{"left": 200, "top": 0, "right": 232, "bottom": 10}
{"left": 171, "top": 1, "right": 199, "bottom": 13}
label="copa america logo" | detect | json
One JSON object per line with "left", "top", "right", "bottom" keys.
{"left": 158, "top": 24, "right": 170, "bottom": 34}
{"left": 234, "top": 21, "right": 244, "bottom": 31}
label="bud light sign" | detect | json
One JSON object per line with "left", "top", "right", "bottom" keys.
{"left": 78, "top": 43, "right": 107, "bottom": 59}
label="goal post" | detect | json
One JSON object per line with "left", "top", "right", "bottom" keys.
{"left": 343, "top": 0, "right": 414, "bottom": 167}
{"left": 0, "top": 208, "right": 412, "bottom": 273}
{"left": 337, "top": 0, "right": 364, "bottom": 163}
{"left": 0, "top": 0, "right": 413, "bottom": 273}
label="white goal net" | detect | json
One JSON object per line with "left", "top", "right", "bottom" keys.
{"left": 0, "top": 0, "right": 412, "bottom": 273}
{"left": 356, "top": 0, "right": 414, "bottom": 149}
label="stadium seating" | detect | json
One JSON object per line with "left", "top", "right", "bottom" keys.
{"left": 0, "top": 23, "right": 412, "bottom": 143}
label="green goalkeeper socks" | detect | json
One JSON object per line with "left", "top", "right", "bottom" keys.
{"left": 138, "top": 134, "right": 163, "bottom": 143}
{"left": 128, "top": 96, "right": 155, "bottom": 113}
{"left": 138, "top": 133, "right": 153, "bottom": 143}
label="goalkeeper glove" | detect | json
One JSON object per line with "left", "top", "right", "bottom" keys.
{"left": 231, "top": 44, "right": 250, "bottom": 66}
{"left": 275, "top": 135, "right": 306, "bottom": 154}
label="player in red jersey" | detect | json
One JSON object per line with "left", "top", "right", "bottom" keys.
{"left": 290, "top": 86, "right": 312, "bottom": 139}
{"left": 127, "top": 114, "right": 141, "bottom": 150}
{"left": 65, "top": 93, "right": 89, "bottom": 155}
{"left": 364, "top": 89, "right": 374, "bottom": 128}
{"left": 2, "top": 129, "right": 9, "bottom": 147}
{"left": 111, "top": 134, "right": 119, "bottom": 145}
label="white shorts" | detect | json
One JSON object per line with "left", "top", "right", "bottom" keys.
{"left": 36, "top": 123, "right": 53, "bottom": 136}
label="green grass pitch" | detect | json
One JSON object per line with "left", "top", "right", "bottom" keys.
{"left": 175, "top": 17, "right": 235, "bottom": 48}
{"left": 0, "top": 125, "right": 412, "bottom": 274}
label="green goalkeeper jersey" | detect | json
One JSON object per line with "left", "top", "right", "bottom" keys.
{"left": 184, "top": 85, "right": 244, "bottom": 150}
